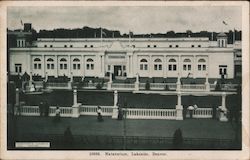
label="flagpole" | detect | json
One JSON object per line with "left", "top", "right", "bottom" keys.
{"left": 101, "top": 28, "right": 103, "bottom": 49}
{"left": 129, "top": 31, "right": 131, "bottom": 47}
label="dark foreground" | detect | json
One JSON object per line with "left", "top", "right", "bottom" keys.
{"left": 8, "top": 115, "right": 241, "bottom": 150}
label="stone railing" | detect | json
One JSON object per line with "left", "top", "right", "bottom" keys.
{"left": 16, "top": 106, "right": 72, "bottom": 117}
{"left": 186, "top": 108, "right": 213, "bottom": 118}
{"left": 139, "top": 83, "right": 176, "bottom": 90}
{"left": 79, "top": 105, "right": 113, "bottom": 116}
{"left": 125, "top": 108, "right": 176, "bottom": 120}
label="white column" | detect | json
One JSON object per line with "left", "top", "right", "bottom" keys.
{"left": 176, "top": 73, "right": 181, "bottom": 91}
{"left": 82, "top": 55, "right": 85, "bottom": 78}
{"left": 112, "top": 90, "right": 119, "bottom": 119}
{"left": 73, "top": 89, "right": 77, "bottom": 105}
{"left": 193, "top": 55, "right": 196, "bottom": 78}
{"left": 178, "top": 55, "right": 181, "bottom": 78}
{"left": 72, "top": 88, "right": 80, "bottom": 118}
{"left": 55, "top": 55, "right": 58, "bottom": 78}
{"left": 205, "top": 73, "right": 210, "bottom": 91}
{"left": 176, "top": 91, "right": 183, "bottom": 120}
{"left": 219, "top": 92, "right": 228, "bottom": 122}
{"left": 15, "top": 88, "right": 19, "bottom": 106}
{"left": 163, "top": 55, "right": 167, "bottom": 78}
{"left": 68, "top": 55, "right": 71, "bottom": 77}
{"left": 107, "top": 72, "right": 112, "bottom": 90}
{"left": 42, "top": 55, "right": 45, "bottom": 78}
{"left": 135, "top": 73, "right": 139, "bottom": 91}
{"left": 149, "top": 55, "right": 152, "bottom": 78}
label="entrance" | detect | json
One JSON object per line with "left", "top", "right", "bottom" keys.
{"left": 114, "top": 65, "right": 122, "bottom": 76}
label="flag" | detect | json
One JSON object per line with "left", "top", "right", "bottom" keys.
{"left": 222, "top": 21, "right": 228, "bottom": 25}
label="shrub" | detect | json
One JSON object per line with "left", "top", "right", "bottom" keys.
{"left": 96, "top": 83, "right": 102, "bottom": 90}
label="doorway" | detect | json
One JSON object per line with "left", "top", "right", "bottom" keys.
{"left": 114, "top": 65, "right": 122, "bottom": 76}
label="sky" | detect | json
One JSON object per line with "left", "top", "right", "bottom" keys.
{"left": 7, "top": 6, "right": 242, "bottom": 34}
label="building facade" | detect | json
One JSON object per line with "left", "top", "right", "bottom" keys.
{"left": 9, "top": 33, "right": 238, "bottom": 80}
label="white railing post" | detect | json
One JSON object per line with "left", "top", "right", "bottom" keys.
{"left": 15, "top": 88, "right": 19, "bottom": 106}
{"left": 112, "top": 90, "right": 119, "bottom": 118}
{"left": 219, "top": 92, "right": 228, "bottom": 122}
{"left": 134, "top": 73, "right": 139, "bottom": 91}
{"left": 72, "top": 88, "right": 80, "bottom": 118}
{"left": 176, "top": 91, "right": 183, "bottom": 120}
{"left": 107, "top": 72, "right": 112, "bottom": 90}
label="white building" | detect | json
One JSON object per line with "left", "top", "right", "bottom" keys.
{"left": 9, "top": 33, "right": 236, "bottom": 80}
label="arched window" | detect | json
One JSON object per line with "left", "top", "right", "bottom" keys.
{"left": 59, "top": 58, "right": 67, "bottom": 70}
{"left": 46, "top": 58, "right": 54, "bottom": 70}
{"left": 183, "top": 58, "right": 192, "bottom": 71}
{"left": 140, "top": 59, "right": 148, "bottom": 71}
{"left": 198, "top": 58, "right": 206, "bottom": 71}
{"left": 73, "top": 58, "right": 81, "bottom": 70}
{"left": 86, "top": 58, "right": 94, "bottom": 70}
{"left": 168, "top": 58, "right": 177, "bottom": 71}
{"left": 154, "top": 58, "right": 162, "bottom": 70}
{"left": 33, "top": 58, "right": 41, "bottom": 70}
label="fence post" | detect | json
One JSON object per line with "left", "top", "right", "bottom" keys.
{"left": 219, "top": 92, "right": 228, "bottom": 122}
{"left": 112, "top": 90, "right": 118, "bottom": 119}
{"left": 176, "top": 91, "right": 183, "bottom": 120}
{"left": 107, "top": 73, "right": 112, "bottom": 90}
{"left": 72, "top": 88, "right": 80, "bottom": 118}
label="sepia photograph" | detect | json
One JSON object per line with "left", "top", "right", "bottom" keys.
{"left": 1, "top": 1, "right": 249, "bottom": 160}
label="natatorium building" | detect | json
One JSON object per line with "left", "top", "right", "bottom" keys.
{"left": 9, "top": 32, "right": 241, "bottom": 80}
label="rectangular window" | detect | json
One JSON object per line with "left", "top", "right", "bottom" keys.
{"left": 224, "top": 68, "right": 227, "bottom": 74}
{"left": 203, "top": 65, "right": 206, "bottom": 71}
{"left": 219, "top": 68, "right": 223, "bottom": 74}
{"left": 47, "top": 64, "right": 50, "bottom": 69}
{"left": 176, "top": 45, "right": 179, "bottom": 48}
{"left": 198, "top": 65, "right": 202, "bottom": 71}
{"left": 140, "top": 64, "right": 143, "bottom": 70}
{"left": 154, "top": 64, "right": 157, "bottom": 70}
{"left": 173, "top": 65, "right": 177, "bottom": 71}
{"left": 51, "top": 64, "right": 54, "bottom": 69}
{"left": 64, "top": 64, "right": 67, "bottom": 69}
{"left": 159, "top": 65, "right": 162, "bottom": 70}
{"left": 169, "top": 45, "right": 172, "bottom": 48}
{"left": 198, "top": 45, "right": 201, "bottom": 48}
{"left": 15, "top": 64, "right": 22, "bottom": 73}
{"left": 91, "top": 64, "right": 94, "bottom": 70}
{"left": 87, "top": 64, "right": 90, "bottom": 70}
{"left": 123, "top": 66, "right": 126, "bottom": 70}
{"left": 38, "top": 64, "right": 41, "bottom": 69}
{"left": 50, "top": 45, "right": 53, "bottom": 48}
{"left": 168, "top": 65, "right": 172, "bottom": 71}
{"left": 191, "top": 45, "right": 194, "bottom": 48}
{"left": 183, "top": 65, "right": 187, "bottom": 71}
{"left": 73, "top": 64, "right": 76, "bottom": 70}
{"left": 77, "top": 64, "right": 80, "bottom": 69}
{"left": 147, "top": 45, "right": 150, "bottom": 48}
{"left": 60, "top": 64, "right": 63, "bottom": 69}
{"left": 34, "top": 64, "right": 37, "bottom": 69}
{"left": 188, "top": 65, "right": 191, "bottom": 70}
{"left": 108, "top": 65, "right": 111, "bottom": 71}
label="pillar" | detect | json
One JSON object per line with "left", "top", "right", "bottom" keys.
{"left": 15, "top": 88, "right": 19, "bottom": 106}
{"left": 176, "top": 91, "right": 183, "bottom": 120}
{"left": 219, "top": 92, "right": 228, "bottom": 122}
{"left": 70, "top": 72, "right": 73, "bottom": 83}
{"left": 176, "top": 73, "right": 181, "bottom": 91}
{"left": 112, "top": 90, "right": 119, "bottom": 119}
{"left": 134, "top": 73, "right": 139, "bottom": 91}
{"left": 107, "top": 72, "right": 112, "bottom": 90}
{"left": 205, "top": 73, "right": 210, "bottom": 91}
{"left": 45, "top": 72, "right": 48, "bottom": 82}
{"left": 72, "top": 88, "right": 80, "bottom": 118}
